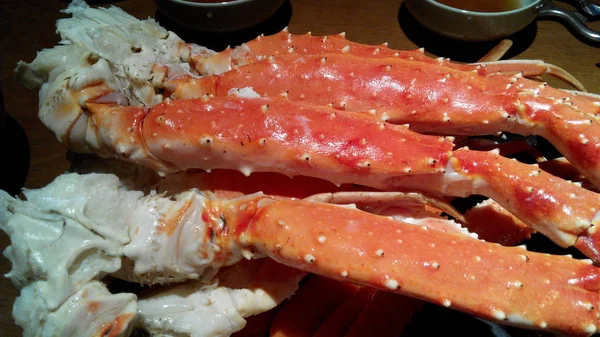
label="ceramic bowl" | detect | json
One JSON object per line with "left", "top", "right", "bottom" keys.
{"left": 155, "top": 0, "right": 285, "bottom": 32}
{"left": 404, "top": 0, "right": 545, "bottom": 41}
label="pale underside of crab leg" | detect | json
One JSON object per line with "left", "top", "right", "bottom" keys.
{"left": 309, "top": 191, "right": 537, "bottom": 246}
{"left": 305, "top": 191, "right": 464, "bottom": 223}
{"left": 13, "top": 281, "right": 137, "bottom": 337}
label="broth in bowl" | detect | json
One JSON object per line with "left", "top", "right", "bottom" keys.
{"left": 405, "top": 0, "right": 542, "bottom": 41}
{"left": 435, "top": 0, "right": 523, "bottom": 12}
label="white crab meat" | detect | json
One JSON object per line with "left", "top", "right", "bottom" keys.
{"left": 1, "top": 188, "right": 130, "bottom": 337}
{"left": 6, "top": 173, "right": 239, "bottom": 283}
{"left": 19, "top": 173, "right": 142, "bottom": 244}
{"left": 14, "top": 281, "right": 137, "bottom": 337}
{"left": 137, "top": 282, "right": 264, "bottom": 337}
{"left": 1, "top": 172, "right": 304, "bottom": 337}
{"left": 15, "top": 0, "right": 213, "bottom": 107}
{"left": 136, "top": 259, "right": 304, "bottom": 337}
{"left": 0, "top": 190, "right": 122, "bottom": 309}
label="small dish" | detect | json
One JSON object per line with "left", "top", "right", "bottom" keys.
{"left": 404, "top": 0, "right": 544, "bottom": 41}
{"left": 155, "top": 0, "right": 285, "bottom": 32}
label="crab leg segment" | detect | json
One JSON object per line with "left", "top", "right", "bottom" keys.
{"left": 140, "top": 97, "right": 453, "bottom": 179}
{"left": 196, "top": 29, "right": 465, "bottom": 75}
{"left": 240, "top": 198, "right": 600, "bottom": 336}
{"left": 198, "top": 29, "right": 581, "bottom": 89}
{"left": 436, "top": 148, "right": 600, "bottom": 248}
{"left": 199, "top": 53, "right": 600, "bottom": 124}
{"left": 105, "top": 97, "right": 453, "bottom": 180}
{"left": 463, "top": 199, "right": 533, "bottom": 246}
{"left": 475, "top": 60, "right": 586, "bottom": 91}
{"left": 169, "top": 54, "right": 522, "bottom": 123}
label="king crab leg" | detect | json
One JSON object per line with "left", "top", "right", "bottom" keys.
{"left": 0, "top": 156, "right": 533, "bottom": 337}
{"left": 195, "top": 29, "right": 584, "bottom": 90}
{"left": 242, "top": 197, "right": 600, "bottom": 336}
{"left": 5, "top": 172, "right": 600, "bottom": 336}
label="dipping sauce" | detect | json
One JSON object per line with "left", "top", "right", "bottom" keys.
{"left": 435, "top": 0, "right": 523, "bottom": 12}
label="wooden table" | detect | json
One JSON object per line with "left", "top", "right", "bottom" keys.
{"left": 0, "top": 0, "right": 599, "bottom": 335}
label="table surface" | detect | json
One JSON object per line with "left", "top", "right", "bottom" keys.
{"left": 0, "top": 0, "right": 599, "bottom": 335}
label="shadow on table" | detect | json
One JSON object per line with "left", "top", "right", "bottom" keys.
{"left": 155, "top": 0, "right": 292, "bottom": 51}
{"left": 397, "top": 3, "right": 537, "bottom": 62}
{"left": 0, "top": 114, "right": 30, "bottom": 196}
{"left": 0, "top": 84, "right": 30, "bottom": 196}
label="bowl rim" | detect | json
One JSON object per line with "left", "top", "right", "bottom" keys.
{"left": 165, "top": 0, "right": 258, "bottom": 7}
{"left": 426, "top": 0, "right": 543, "bottom": 16}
